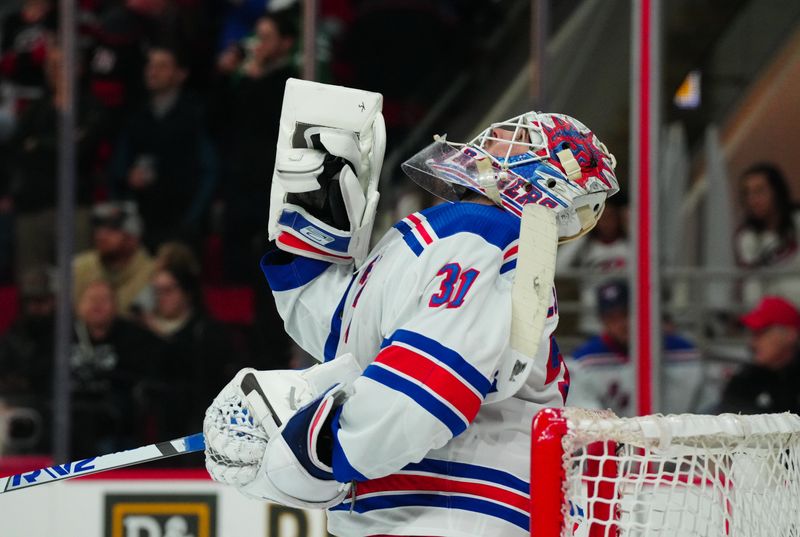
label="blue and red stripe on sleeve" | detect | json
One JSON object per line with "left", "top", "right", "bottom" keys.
{"left": 362, "top": 329, "right": 492, "bottom": 437}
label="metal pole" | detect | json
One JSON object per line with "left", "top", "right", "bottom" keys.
{"left": 303, "top": 0, "right": 318, "bottom": 81}
{"left": 532, "top": 0, "right": 549, "bottom": 109}
{"left": 54, "top": 0, "right": 78, "bottom": 462}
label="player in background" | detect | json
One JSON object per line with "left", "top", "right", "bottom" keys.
{"left": 555, "top": 193, "right": 629, "bottom": 336}
{"left": 201, "top": 80, "right": 619, "bottom": 536}
{"left": 566, "top": 279, "right": 717, "bottom": 416}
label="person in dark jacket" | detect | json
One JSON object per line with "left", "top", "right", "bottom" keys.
{"left": 110, "top": 45, "right": 216, "bottom": 252}
{"left": 143, "top": 265, "right": 235, "bottom": 444}
{"left": 7, "top": 44, "right": 108, "bottom": 277}
{"left": 211, "top": 10, "right": 298, "bottom": 282}
{"left": 0, "top": 0, "right": 56, "bottom": 109}
{"left": 0, "top": 265, "right": 56, "bottom": 454}
{"left": 717, "top": 296, "right": 800, "bottom": 414}
{"left": 70, "top": 278, "right": 165, "bottom": 458}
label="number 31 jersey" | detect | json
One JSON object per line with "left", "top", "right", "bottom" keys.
{"left": 261, "top": 201, "right": 568, "bottom": 537}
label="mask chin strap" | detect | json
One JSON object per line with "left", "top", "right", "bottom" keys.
{"left": 558, "top": 196, "right": 607, "bottom": 244}
{"left": 475, "top": 157, "right": 504, "bottom": 206}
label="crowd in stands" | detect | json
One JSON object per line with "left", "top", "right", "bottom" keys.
{"left": 0, "top": 0, "right": 513, "bottom": 459}
{"left": 0, "top": 0, "right": 305, "bottom": 459}
{"left": 1, "top": 0, "right": 800, "bottom": 461}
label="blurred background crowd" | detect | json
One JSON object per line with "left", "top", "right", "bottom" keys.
{"left": 0, "top": 0, "right": 800, "bottom": 468}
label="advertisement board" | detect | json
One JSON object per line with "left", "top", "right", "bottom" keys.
{"left": 0, "top": 469, "right": 331, "bottom": 537}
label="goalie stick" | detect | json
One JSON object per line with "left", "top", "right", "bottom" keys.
{"left": 510, "top": 203, "right": 558, "bottom": 359}
{"left": 0, "top": 432, "right": 205, "bottom": 494}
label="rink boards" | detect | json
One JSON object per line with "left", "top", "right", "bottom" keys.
{"left": 0, "top": 469, "right": 330, "bottom": 537}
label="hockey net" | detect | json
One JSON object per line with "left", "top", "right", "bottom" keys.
{"left": 530, "top": 408, "right": 800, "bottom": 537}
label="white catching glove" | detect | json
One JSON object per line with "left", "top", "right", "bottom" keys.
{"left": 203, "top": 354, "right": 362, "bottom": 508}
{"left": 269, "top": 79, "right": 386, "bottom": 266}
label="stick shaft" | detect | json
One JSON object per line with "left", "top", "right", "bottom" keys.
{"left": 0, "top": 433, "right": 205, "bottom": 494}
{"left": 511, "top": 203, "right": 558, "bottom": 357}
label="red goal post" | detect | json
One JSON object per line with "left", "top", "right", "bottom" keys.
{"left": 530, "top": 407, "right": 800, "bottom": 537}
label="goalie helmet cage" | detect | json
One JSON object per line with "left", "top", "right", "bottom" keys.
{"left": 530, "top": 407, "right": 800, "bottom": 537}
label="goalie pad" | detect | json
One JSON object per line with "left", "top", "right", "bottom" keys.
{"left": 269, "top": 78, "right": 386, "bottom": 266}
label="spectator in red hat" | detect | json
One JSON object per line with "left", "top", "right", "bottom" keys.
{"left": 716, "top": 296, "right": 800, "bottom": 414}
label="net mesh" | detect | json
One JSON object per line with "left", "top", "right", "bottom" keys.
{"left": 558, "top": 409, "right": 800, "bottom": 537}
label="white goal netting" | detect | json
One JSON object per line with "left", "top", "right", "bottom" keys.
{"left": 538, "top": 409, "right": 800, "bottom": 537}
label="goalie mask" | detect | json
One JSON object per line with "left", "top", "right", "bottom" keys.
{"left": 401, "top": 112, "right": 619, "bottom": 242}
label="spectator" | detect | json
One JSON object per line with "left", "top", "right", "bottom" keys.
{"left": 144, "top": 265, "right": 233, "bottom": 438}
{"left": 4, "top": 44, "right": 108, "bottom": 278}
{"left": 556, "top": 194, "right": 629, "bottom": 335}
{"left": 153, "top": 239, "right": 202, "bottom": 275}
{"left": 111, "top": 45, "right": 217, "bottom": 252}
{"left": 215, "top": 0, "right": 273, "bottom": 54}
{"left": 212, "top": 10, "right": 298, "bottom": 282}
{"left": 0, "top": 266, "right": 56, "bottom": 398}
{"left": 734, "top": 163, "right": 800, "bottom": 307}
{"left": 71, "top": 279, "right": 164, "bottom": 457}
{"left": 0, "top": 266, "right": 54, "bottom": 454}
{"left": 129, "top": 240, "right": 203, "bottom": 319}
{"left": 566, "top": 279, "right": 709, "bottom": 416}
{"left": 0, "top": 0, "right": 56, "bottom": 113}
{"left": 79, "top": 0, "right": 148, "bottom": 117}
{"left": 73, "top": 201, "right": 154, "bottom": 318}
{"left": 716, "top": 296, "right": 800, "bottom": 415}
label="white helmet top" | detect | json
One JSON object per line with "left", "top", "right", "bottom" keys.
{"left": 401, "top": 111, "right": 619, "bottom": 242}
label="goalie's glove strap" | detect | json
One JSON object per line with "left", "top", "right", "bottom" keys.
{"left": 285, "top": 134, "right": 357, "bottom": 230}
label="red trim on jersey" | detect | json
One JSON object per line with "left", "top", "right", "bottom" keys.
{"left": 503, "top": 245, "right": 518, "bottom": 259}
{"left": 406, "top": 213, "right": 434, "bottom": 245}
{"left": 375, "top": 345, "right": 481, "bottom": 422}
{"left": 353, "top": 473, "right": 529, "bottom": 512}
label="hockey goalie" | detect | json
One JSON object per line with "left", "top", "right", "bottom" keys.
{"left": 202, "top": 79, "right": 619, "bottom": 536}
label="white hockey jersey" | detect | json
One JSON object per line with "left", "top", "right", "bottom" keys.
{"left": 261, "top": 201, "right": 568, "bottom": 537}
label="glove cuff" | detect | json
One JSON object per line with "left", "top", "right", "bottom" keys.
{"left": 276, "top": 205, "right": 355, "bottom": 264}
{"left": 241, "top": 384, "right": 351, "bottom": 509}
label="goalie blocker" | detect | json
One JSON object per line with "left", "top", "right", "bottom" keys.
{"left": 269, "top": 79, "right": 386, "bottom": 266}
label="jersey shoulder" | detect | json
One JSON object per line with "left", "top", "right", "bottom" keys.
{"left": 392, "top": 202, "right": 520, "bottom": 260}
